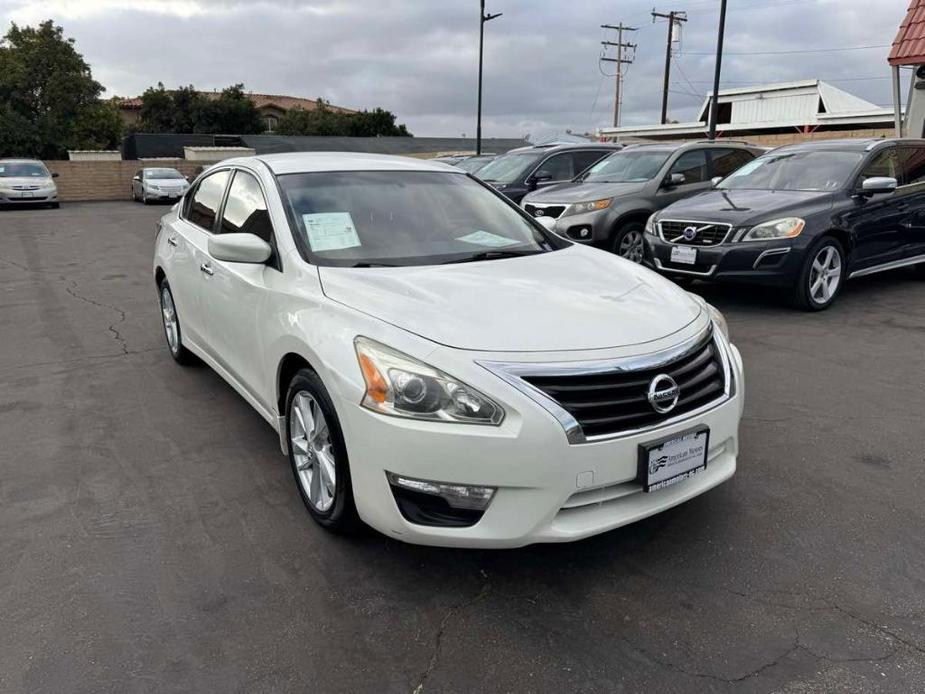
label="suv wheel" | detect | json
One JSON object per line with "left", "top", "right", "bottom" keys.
{"left": 286, "top": 369, "right": 362, "bottom": 533}
{"left": 793, "top": 237, "right": 845, "bottom": 310}
{"left": 611, "top": 221, "right": 645, "bottom": 263}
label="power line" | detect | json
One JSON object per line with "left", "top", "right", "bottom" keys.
{"left": 680, "top": 44, "right": 889, "bottom": 56}
{"left": 600, "top": 23, "right": 637, "bottom": 128}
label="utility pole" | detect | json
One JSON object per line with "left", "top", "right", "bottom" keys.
{"left": 600, "top": 24, "right": 637, "bottom": 128}
{"left": 477, "top": 0, "right": 502, "bottom": 156}
{"left": 707, "top": 0, "right": 728, "bottom": 139}
{"left": 652, "top": 9, "right": 687, "bottom": 125}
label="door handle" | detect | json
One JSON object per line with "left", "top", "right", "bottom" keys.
{"left": 199, "top": 262, "right": 214, "bottom": 276}
{"left": 166, "top": 236, "right": 178, "bottom": 247}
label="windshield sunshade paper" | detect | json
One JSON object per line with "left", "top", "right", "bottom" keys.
{"left": 303, "top": 212, "right": 362, "bottom": 252}
{"left": 456, "top": 230, "right": 519, "bottom": 248}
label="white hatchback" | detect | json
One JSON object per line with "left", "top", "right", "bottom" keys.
{"left": 153, "top": 153, "right": 744, "bottom": 548}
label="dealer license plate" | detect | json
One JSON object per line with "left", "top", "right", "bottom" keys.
{"left": 638, "top": 427, "right": 709, "bottom": 492}
{"left": 670, "top": 245, "right": 697, "bottom": 265}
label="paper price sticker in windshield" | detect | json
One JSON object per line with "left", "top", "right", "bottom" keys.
{"left": 303, "top": 212, "right": 361, "bottom": 252}
{"left": 457, "top": 230, "right": 519, "bottom": 248}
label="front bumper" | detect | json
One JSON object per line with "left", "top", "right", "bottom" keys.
{"left": 144, "top": 188, "right": 186, "bottom": 201}
{"left": 645, "top": 233, "right": 804, "bottom": 286}
{"left": 523, "top": 202, "right": 611, "bottom": 244}
{"left": 0, "top": 188, "right": 57, "bottom": 204}
{"left": 337, "top": 337, "right": 744, "bottom": 548}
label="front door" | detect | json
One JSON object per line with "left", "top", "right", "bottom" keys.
{"left": 898, "top": 145, "right": 925, "bottom": 259}
{"left": 655, "top": 149, "right": 713, "bottom": 207}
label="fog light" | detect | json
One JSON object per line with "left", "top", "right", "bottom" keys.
{"left": 387, "top": 472, "right": 495, "bottom": 510}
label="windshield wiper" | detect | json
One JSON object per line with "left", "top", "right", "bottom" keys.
{"left": 441, "top": 249, "right": 545, "bottom": 265}
{"left": 348, "top": 261, "right": 399, "bottom": 268}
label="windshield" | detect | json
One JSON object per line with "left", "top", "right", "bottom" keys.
{"left": 457, "top": 156, "right": 494, "bottom": 173}
{"left": 475, "top": 151, "right": 543, "bottom": 184}
{"left": 581, "top": 150, "right": 671, "bottom": 183}
{"left": 145, "top": 168, "right": 185, "bottom": 180}
{"left": 718, "top": 150, "right": 864, "bottom": 192}
{"left": 278, "top": 171, "right": 563, "bottom": 267}
{"left": 0, "top": 162, "right": 49, "bottom": 178}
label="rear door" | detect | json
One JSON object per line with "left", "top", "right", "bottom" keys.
{"left": 707, "top": 148, "right": 756, "bottom": 181}
{"left": 201, "top": 168, "right": 281, "bottom": 408}
{"left": 169, "top": 168, "right": 230, "bottom": 349}
{"left": 655, "top": 149, "right": 711, "bottom": 207}
{"left": 845, "top": 146, "right": 907, "bottom": 270}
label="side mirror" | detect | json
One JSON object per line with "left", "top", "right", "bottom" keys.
{"left": 663, "top": 173, "right": 686, "bottom": 188}
{"left": 534, "top": 216, "right": 557, "bottom": 232}
{"left": 711, "top": 176, "right": 723, "bottom": 187}
{"left": 208, "top": 233, "right": 272, "bottom": 264}
{"left": 133, "top": 175, "right": 141, "bottom": 181}
{"left": 859, "top": 176, "right": 897, "bottom": 196}
{"left": 51, "top": 172, "right": 59, "bottom": 179}
{"left": 530, "top": 170, "right": 554, "bottom": 189}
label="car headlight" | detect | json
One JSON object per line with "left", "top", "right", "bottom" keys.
{"left": 355, "top": 337, "right": 505, "bottom": 425}
{"left": 645, "top": 212, "right": 659, "bottom": 236}
{"left": 562, "top": 198, "right": 612, "bottom": 217}
{"left": 740, "top": 217, "right": 804, "bottom": 242}
{"left": 149, "top": 185, "right": 160, "bottom": 192}
{"left": 707, "top": 303, "right": 729, "bottom": 340}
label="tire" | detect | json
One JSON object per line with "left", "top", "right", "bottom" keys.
{"left": 792, "top": 236, "right": 846, "bottom": 311}
{"left": 610, "top": 221, "right": 646, "bottom": 263}
{"left": 158, "top": 279, "right": 197, "bottom": 365}
{"left": 142, "top": 190, "right": 149, "bottom": 205}
{"left": 286, "top": 368, "right": 362, "bottom": 533}
{"left": 132, "top": 187, "right": 137, "bottom": 202}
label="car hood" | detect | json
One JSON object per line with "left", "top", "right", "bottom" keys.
{"left": 0, "top": 177, "right": 54, "bottom": 187}
{"left": 525, "top": 181, "right": 647, "bottom": 204}
{"left": 318, "top": 245, "right": 702, "bottom": 352}
{"left": 660, "top": 188, "right": 834, "bottom": 226}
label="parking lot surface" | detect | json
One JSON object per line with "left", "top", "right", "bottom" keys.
{"left": 2, "top": 202, "right": 925, "bottom": 693}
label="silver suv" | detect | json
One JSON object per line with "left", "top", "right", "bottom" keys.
{"left": 521, "top": 141, "right": 762, "bottom": 262}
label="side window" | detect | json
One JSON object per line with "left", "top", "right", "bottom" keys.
{"left": 899, "top": 146, "right": 925, "bottom": 187}
{"left": 859, "top": 147, "right": 900, "bottom": 186}
{"left": 709, "top": 149, "right": 755, "bottom": 178}
{"left": 536, "top": 152, "right": 575, "bottom": 181}
{"left": 219, "top": 171, "right": 273, "bottom": 244}
{"left": 186, "top": 170, "right": 230, "bottom": 232}
{"left": 668, "top": 150, "right": 709, "bottom": 184}
{"left": 573, "top": 150, "right": 608, "bottom": 175}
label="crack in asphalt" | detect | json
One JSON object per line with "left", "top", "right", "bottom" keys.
{"left": 1, "top": 252, "right": 132, "bottom": 356}
{"left": 411, "top": 580, "right": 492, "bottom": 694}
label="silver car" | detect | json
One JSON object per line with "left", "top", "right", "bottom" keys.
{"left": 132, "top": 167, "right": 190, "bottom": 204}
{"left": 0, "top": 159, "right": 59, "bottom": 208}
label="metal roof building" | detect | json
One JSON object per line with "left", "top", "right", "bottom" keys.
{"left": 599, "top": 80, "right": 895, "bottom": 141}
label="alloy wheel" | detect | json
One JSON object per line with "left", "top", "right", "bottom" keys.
{"left": 160, "top": 286, "right": 180, "bottom": 355}
{"left": 290, "top": 391, "right": 337, "bottom": 513}
{"left": 808, "top": 245, "right": 842, "bottom": 305}
{"left": 618, "top": 230, "right": 645, "bottom": 263}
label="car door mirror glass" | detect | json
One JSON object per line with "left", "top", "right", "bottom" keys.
{"left": 51, "top": 172, "right": 59, "bottom": 179}
{"left": 533, "top": 170, "right": 553, "bottom": 183}
{"left": 860, "top": 176, "right": 897, "bottom": 196}
{"left": 664, "top": 173, "right": 686, "bottom": 187}
{"left": 208, "top": 233, "right": 272, "bottom": 264}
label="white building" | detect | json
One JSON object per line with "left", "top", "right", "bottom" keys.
{"left": 599, "top": 80, "right": 896, "bottom": 141}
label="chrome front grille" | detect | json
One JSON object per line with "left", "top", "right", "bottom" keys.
{"left": 659, "top": 220, "right": 732, "bottom": 246}
{"left": 523, "top": 203, "right": 566, "bottom": 220}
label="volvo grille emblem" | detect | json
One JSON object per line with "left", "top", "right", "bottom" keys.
{"left": 682, "top": 226, "right": 698, "bottom": 241}
{"left": 647, "top": 374, "right": 680, "bottom": 414}
{"left": 534, "top": 209, "right": 545, "bottom": 217}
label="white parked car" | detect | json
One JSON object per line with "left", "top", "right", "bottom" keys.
{"left": 132, "top": 167, "right": 190, "bottom": 204}
{"left": 0, "top": 159, "right": 59, "bottom": 208}
{"left": 153, "top": 153, "right": 744, "bottom": 548}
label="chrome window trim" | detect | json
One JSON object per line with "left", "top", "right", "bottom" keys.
{"left": 848, "top": 253, "right": 925, "bottom": 279}
{"left": 653, "top": 258, "right": 717, "bottom": 277}
{"left": 657, "top": 218, "right": 734, "bottom": 246}
{"left": 478, "top": 323, "right": 733, "bottom": 445}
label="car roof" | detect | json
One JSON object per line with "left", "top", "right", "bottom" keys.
{"left": 244, "top": 152, "right": 463, "bottom": 175}
{"left": 505, "top": 143, "right": 622, "bottom": 154}
{"left": 621, "top": 140, "right": 760, "bottom": 152}
{"left": 770, "top": 138, "right": 925, "bottom": 154}
{"left": 0, "top": 158, "right": 46, "bottom": 164}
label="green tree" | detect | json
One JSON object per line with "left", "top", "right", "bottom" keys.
{"left": 73, "top": 100, "right": 124, "bottom": 150}
{"left": 347, "top": 108, "right": 411, "bottom": 137}
{"left": 195, "top": 85, "right": 263, "bottom": 134}
{"left": 170, "top": 85, "right": 206, "bottom": 133}
{"left": 0, "top": 20, "right": 116, "bottom": 158}
{"left": 137, "top": 82, "right": 175, "bottom": 133}
{"left": 276, "top": 100, "right": 412, "bottom": 137}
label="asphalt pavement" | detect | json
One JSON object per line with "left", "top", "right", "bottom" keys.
{"left": 1, "top": 202, "right": 924, "bottom": 693}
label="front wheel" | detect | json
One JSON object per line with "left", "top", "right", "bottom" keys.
{"left": 793, "top": 237, "right": 845, "bottom": 310}
{"left": 158, "top": 279, "right": 196, "bottom": 364}
{"left": 610, "top": 222, "right": 646, "bottom": 264}
{"left": 286, "top": 369, "right": 362, "bottom": 533}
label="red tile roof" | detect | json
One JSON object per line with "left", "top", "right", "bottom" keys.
{"left": 890, "top": 0, "right": 925, "bottom": 65}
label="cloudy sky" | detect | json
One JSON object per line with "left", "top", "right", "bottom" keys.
{"left": 0, "top": 0, "right": 911, "bottom": 138}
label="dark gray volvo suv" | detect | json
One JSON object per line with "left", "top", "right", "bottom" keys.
{"left": 521, "top": 141, "right": 761, "bottom": 261}
{"left": 645, "top": 139, "right": 925, "bottom": 310}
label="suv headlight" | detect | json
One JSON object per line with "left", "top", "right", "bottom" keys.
{"left": 562, "top": 198, "right": 612, "bottom": 217}
{"left": 355, "top": 337, "right": 505, "bottom": 425}
{"left": 740, "top": 217, "right": 804, "bottom": 242}
{"left": 644, "top": 213, "right": 659, "bottom": 236}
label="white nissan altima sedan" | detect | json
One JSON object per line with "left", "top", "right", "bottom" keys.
{"left": 153, "top": 152, "right": 744, "bottom": 548}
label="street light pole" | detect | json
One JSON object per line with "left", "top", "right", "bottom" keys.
{"left": 707, "top": 0, "right": 728, "bottom": 140}
{"left": 478, "top": 0, "right": 502, "bottom": 155}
